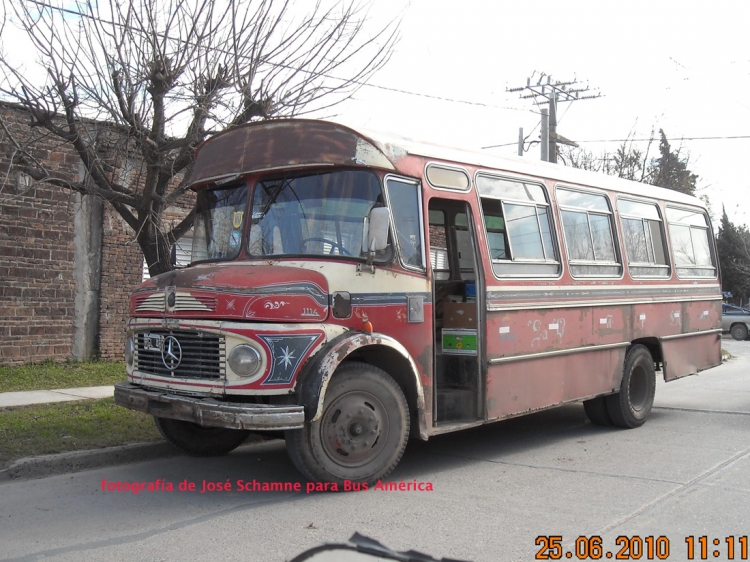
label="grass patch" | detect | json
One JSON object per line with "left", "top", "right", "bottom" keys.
{"left": 0, "top": 360, "right": 126, "bottom": 393}
{"left": 0, "top": 398, "right": 160, "bottom": 469}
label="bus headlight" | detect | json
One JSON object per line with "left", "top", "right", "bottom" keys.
{"left": 125, "top": 335, "right": 135, "bottom": 366}
{"left": 228, "top": 345, "right": 262, "bottom": 377}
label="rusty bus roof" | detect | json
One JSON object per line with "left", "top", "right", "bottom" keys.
{"left": 191, "top": 118, "right": 706, "bottom": 211}
{"left": 189, "top": 119, "right": 396, "bottom": 189}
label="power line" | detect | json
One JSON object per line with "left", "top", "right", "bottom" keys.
{"left": 353, "top": 82, "right": 529, "bottom": 110}
{"left": 18, "top": 0, "right": 532, "bottom": 113}
{"left": 481, "top": 141, "right": 518, "bottom": 149}
{"left": 482, "top": 118, "right": 544, "bottom": 151}
{"left": 508, "top": 73, "right": 601, "bottom": 162}
{"left": 575, "top": 135, "right": 750, "bottom": 143}
{"left": 483, "top": 134, "right": 750, "bottom": 151}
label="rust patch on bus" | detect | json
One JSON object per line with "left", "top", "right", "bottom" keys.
{"left": 190, "top": 120, "right": 395, "bottom": 188}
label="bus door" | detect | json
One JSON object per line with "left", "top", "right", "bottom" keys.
{"left": 428, "top": 199, "right": 484, "bottom": 423}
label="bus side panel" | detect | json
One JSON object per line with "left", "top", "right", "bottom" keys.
{"left": 682, "top": 300, "right": 722, "bottom": 333}
{"left": 485, "top": 347, "right": 626, "bottom": 420}
{"left": 660, "top": 299, "right": 721, "bottom": 381}
{"left": 631, "top": 302, "right": 683, "bottom": 338}
{"left": 662, "top": 332, "right": 722, "bottom": 382}
{"left": 487, "top": 306, "right": 600, "bottom": 357}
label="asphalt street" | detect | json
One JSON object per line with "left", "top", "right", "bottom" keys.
{"left": 1, "top": 338, "right": 748, "bottom": 562}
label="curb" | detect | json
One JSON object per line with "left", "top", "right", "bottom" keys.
{"left": 0, "top": 435, "right": 271, "bottom": 483}
{"left": 0, "top": 441, "right": 181, "bottom": 483}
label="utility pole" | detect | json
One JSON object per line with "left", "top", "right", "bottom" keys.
{"left": 548, "top": 92, "right": 557, "bottom": 163}
{"left": 508, "top": 73, "right": 599, "bottom": 162}
{"left": 540, "top": 109, "right": 549, "bottom": 162}
{"left": 517, "top": 127, "right": 523, "bottom": 156}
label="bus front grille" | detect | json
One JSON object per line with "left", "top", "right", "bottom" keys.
{"left": 135, "top": 330, "right": 225, "bottom": 380}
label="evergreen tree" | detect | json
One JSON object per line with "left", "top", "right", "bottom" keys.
{"left": 650, "top": 129, "right": 698, "bottom": 195}
{"left": 717, "top": 207, "right": 750, "bottom": 303}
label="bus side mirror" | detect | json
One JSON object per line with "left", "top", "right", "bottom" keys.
{"left": 368, "top": 207, "right": 390, "bottom": 252}
{"left": 359, "top": 207, "right": 390, "bottom": 272}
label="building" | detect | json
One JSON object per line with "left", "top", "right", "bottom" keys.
{"left": 0, "top": 102, "right": 192, "bottom": 365}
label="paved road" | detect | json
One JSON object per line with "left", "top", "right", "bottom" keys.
{"left": 1, "top": 340, "right": 748, "bottom": 562}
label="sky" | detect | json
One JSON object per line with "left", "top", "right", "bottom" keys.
{"left": 324, "top": 0, "right": 750, "bottom": 229}
{"left": 2, "top": 0, "right": 748, "bottom": 228}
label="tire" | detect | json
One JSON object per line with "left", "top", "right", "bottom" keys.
{"left": 730, "top": 324, "right": 748, "bottom": 341}
{"left": 154, "top": 417, "right": 250, "bottom": 457}
{"left": 285, "top": 362, "right": 410, "bottom": 484}
{"left": 583, "top": 396, "right": 612, "bottom": 426}
{"left": 605, "top": 345, "right": 656, "bottom": 429}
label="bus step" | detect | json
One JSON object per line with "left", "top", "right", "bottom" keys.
{"left": 437, "top": 388, "right": 476, "bottom": 422}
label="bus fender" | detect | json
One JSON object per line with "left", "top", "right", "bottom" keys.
{"left": 296, "top": 331, "right": 427, "bottom": 440}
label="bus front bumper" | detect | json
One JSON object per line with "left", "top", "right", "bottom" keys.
{"left": 114, "top": 382, "right": 305, "bottom": 431}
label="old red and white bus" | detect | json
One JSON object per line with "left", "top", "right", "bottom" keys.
{"left": 115, "top": 119, "right": 722, "bottom": 484}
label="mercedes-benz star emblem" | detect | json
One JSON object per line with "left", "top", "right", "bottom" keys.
{"left": 161, "top": 335, "right": 182, "bottom": 371}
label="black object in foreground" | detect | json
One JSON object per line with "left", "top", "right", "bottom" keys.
{"left": 289, "top": 532, "right": 472, "bottom": 562}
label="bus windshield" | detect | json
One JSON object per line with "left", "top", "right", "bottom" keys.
{"left": 248, "top": 170, "right": 386, "bottom": 259}
{"left": 191, "top": 184, "right": 249, "bottom": 263}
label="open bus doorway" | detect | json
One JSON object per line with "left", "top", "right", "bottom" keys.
{"left": 428, "top": 198, "right": 484, "bottom": 424}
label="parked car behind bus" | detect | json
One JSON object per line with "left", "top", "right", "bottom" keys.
{"left": 722, "top": 304, "right": 750, "bottom": 340}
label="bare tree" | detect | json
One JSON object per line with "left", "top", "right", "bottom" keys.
{"left": 559, "top": 128, "right": 656, "bottom": 182}
{"left": 0, "top": 0, "right": 398, "bottom": 275}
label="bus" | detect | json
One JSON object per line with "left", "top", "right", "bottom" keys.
{"left": 114, "top": 119, "right": 722, "bottom": 484}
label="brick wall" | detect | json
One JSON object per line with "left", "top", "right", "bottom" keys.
{"left": 0, "top": 187, "right": 78, "bottom": 364}
{"left": 97, "top": 195, "right": 194, "bottom": 361}
{"left": 0, "top": 103, "right": 192, "bottom": 365}
{"left": 0, "top": 105, "right": 82, "bottom": 364}
{"left": 97, "top": 204, "right": 144, "bottom": 361}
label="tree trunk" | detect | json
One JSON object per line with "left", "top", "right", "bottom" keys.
{"left": 139, "top": 229, "right": 174, "bottom": 278}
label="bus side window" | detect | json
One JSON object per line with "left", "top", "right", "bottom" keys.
{"left": 428, "top": 210, "right": 450, "bottom": 280}
{"left": 386, "top": 177, "right": 424, "bottom": 268}
{"left": 481, "top": 199, "right": 509, "bottom": 260}
{"left": 618, "top": 198, "right": 670, "bottom": 278}
{"left": 666, "top": 207, "right": 716, "bottom": 278}
{"left": 557, "top": 187, "right": 622, "bottom": 278}
{"left": 454, "top": 212, "right": 475, "bottom": 280}
{"left": 476, "top": 174, "right": 560, "bottom": 277}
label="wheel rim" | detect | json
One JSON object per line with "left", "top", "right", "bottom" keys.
{"left": 629, "top": 364, "right": 649, "bottom": 414}
{"left": 320, "top": 390, "right": 388, "bottom": 468}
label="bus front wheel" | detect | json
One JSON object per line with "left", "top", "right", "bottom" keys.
{"left": 605, "top": 345, "right": 656, "bottom": 429}
{"left": 285, "top": 362, "right": 410, "bottom": 485}
{"left": 154, "top": 417, "right": 250, "bottom": 457}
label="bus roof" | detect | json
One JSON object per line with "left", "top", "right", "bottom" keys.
{"left": 354, "top": 124, "right": 706, "bottom": 210}
{"left": 190, "top": 119, "right": 706, "bottom": 211}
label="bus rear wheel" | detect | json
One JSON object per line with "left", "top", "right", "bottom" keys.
{"left": 583, "top": 396, "right": 612, "bottom": 426}
{"left": 285, "top": 362, "right": 409, "bottom": 485}
{"left": 154, "top": 417, "right": 250, "bottom": 457}
{"left": 605, "top": 345, "right": 656, "bottom": 429}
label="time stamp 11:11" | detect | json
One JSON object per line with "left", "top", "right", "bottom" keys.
{"left": 535, "top": 535, "right": 749, "bottom": 560}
